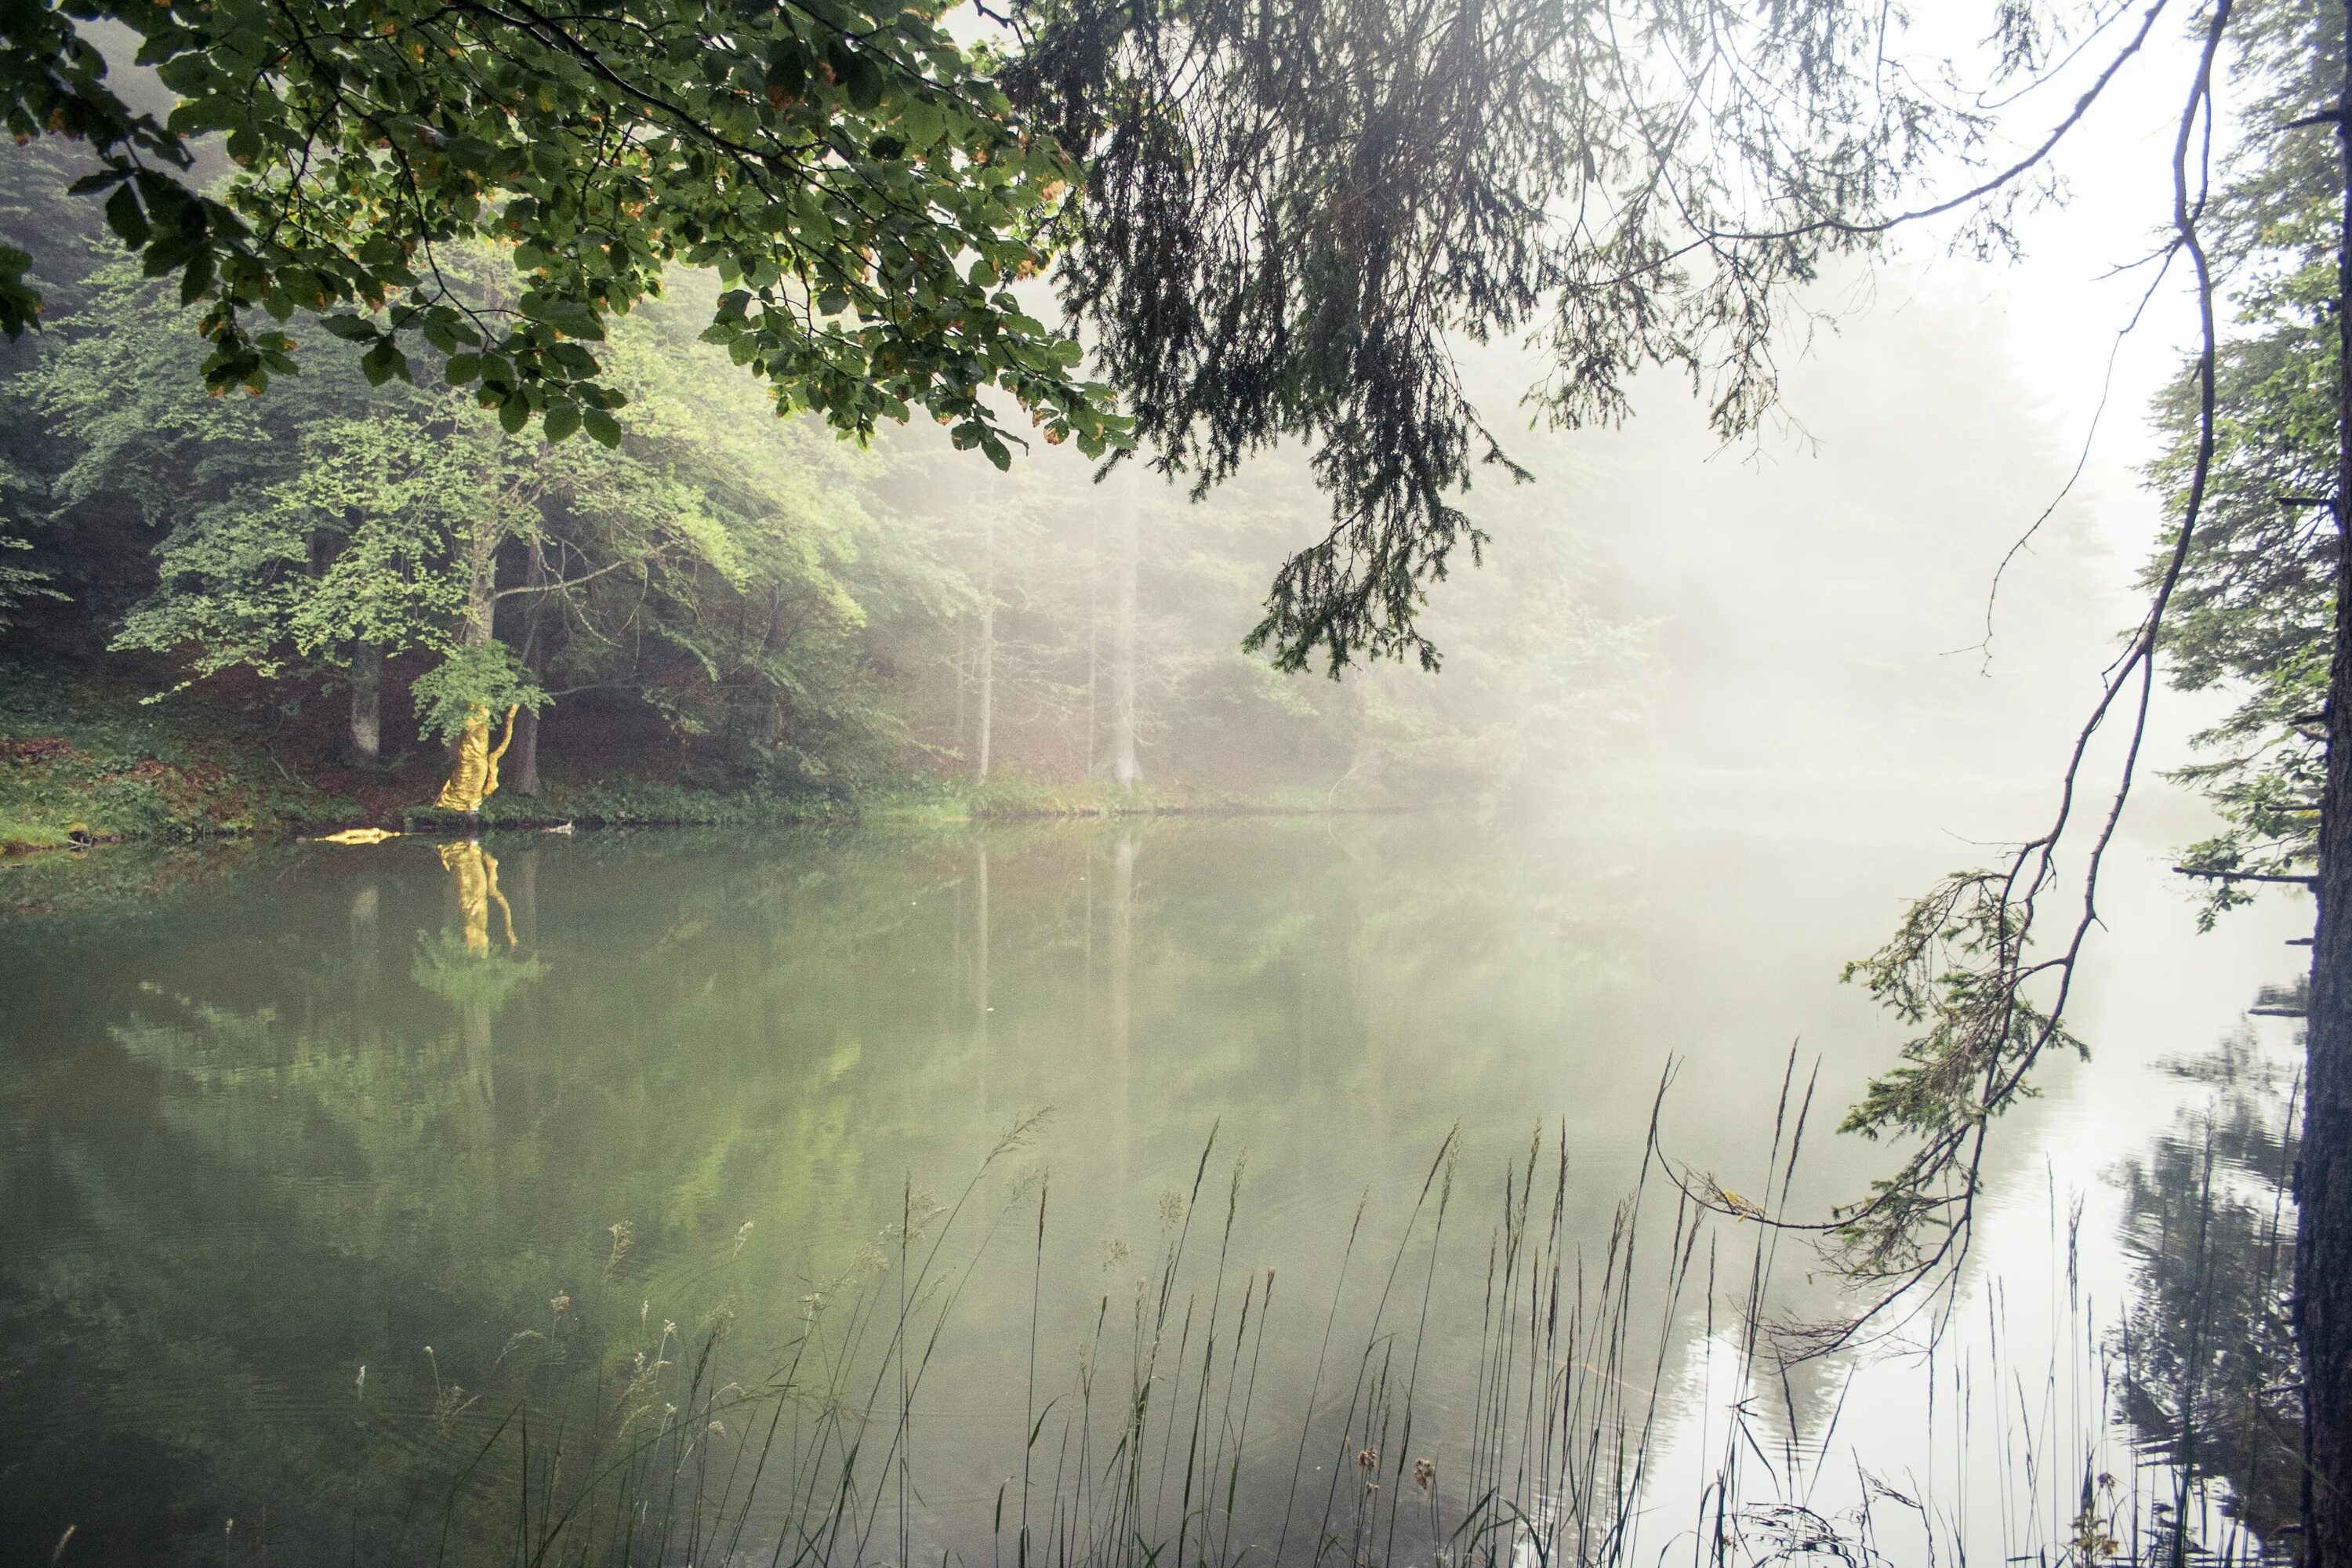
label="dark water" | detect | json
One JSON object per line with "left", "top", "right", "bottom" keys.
{"left": 0, "top": 806, "right": 2310, "bottom": 1564}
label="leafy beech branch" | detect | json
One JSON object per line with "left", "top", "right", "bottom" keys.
{"left": 0, "top": 0, "right": 1126, "bottom": 463}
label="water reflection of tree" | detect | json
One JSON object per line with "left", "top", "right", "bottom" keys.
{"left": 413, "top": 841, "right": 547, "bottom": 1116}
{"left": 2116, "top": 1028, "right": 2304, "bottom": 1563}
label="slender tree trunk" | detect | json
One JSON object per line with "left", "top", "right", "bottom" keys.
{"left": 976, "top": 514, "right": 995, "bottom": 782}
{"left": 2306, "top": 13, "right": 2352, "bottom": 1557}
{"left": 1085, "top": 508, "right": 1100, "bottom": 782}
{"left": 954, "top": 620, "right": 969, "bottom": 758}
{"left": 510, "top": 707, "right": 540, "bottom": 796}
{"left": 349, "top": 639, "right": 381, "bottom": 762}
{"left": 1112, "top": 469, "right": 1140, "bottom": 790}
{"left": 511, "top": 545, "right": 549, "bottom": 796}
{"left": 463, "top": 522, "right": 499, "bottom": 651}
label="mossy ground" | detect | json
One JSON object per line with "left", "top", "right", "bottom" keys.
{"left": 0, "top": 675, "right": 358, "bottom": 854}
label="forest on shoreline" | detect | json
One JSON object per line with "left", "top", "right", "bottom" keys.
{"left": 0, "top": 137, "right": 1635, "bottom": 853}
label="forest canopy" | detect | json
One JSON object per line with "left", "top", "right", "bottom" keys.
{"left": 0, "top": 129, "right": 1632, "bottom": 814}
{"left": 2, "top": 0, "right": 2106, "bottom": 678}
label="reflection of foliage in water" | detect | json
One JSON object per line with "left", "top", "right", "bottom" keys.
{"left": 0, "top": 820, "right": 1947, "bottom": 1563}
{"left": 410, "top": 930, "right": 547, "bottom": 1013}
{"left": 2115, "top": 1029, "right": 2303, "bottom": 1563}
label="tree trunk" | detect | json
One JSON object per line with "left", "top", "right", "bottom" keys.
{"left": 433, "top": 524, "right": 506, "bottom": 810}
{"left": 976, "top": 513, "right": 995, "bottom": 782}
{"left": 1086, "top": 507, "right": 1100, "bottom": 781}
{"left": 463, "top": 522, "right": 499, "bottom": 651}
{"left": 954, "top": 619, "right": 969, "bottom": 758}
{"left": 349, "top": 639, "right": 381, "bottom": 762}
{"left": 1112, "top": 468, "right": 1140, "bottom": 790}
{"left": 510, "top": 544, "right": 548, "bottom": 796}
{"left": 2305, "top": 12, "right": 2352, "bottom": 1557}
{"left": 510, "top": 708, "right": 540, "bottom": 797}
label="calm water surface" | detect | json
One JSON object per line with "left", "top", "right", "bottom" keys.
{"left": 0, "top": 796, "right": 2309, "bottom": 1564}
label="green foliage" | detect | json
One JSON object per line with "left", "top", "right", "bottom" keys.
{"left": 0, "top": 84, "right": 1639, "bottom": 822}
{"left": 0, "top": 520, "right": 62, "bottom": 630}
{"left": 2143, "top": 0, "right": 2341, "bottom": 923}
{"left": 15, "top": 235, "right": 935, "bottom": 786}
{"left": 411, "top": 931, "right": 549, "bottom": 1011}
{"left": 408, "top": 641, "right": 546, "bottom": 743}
{"left": 1835, "top": 869, "right": 2083, "bottom": 1277}
{"left": 0, "top": 0, "right": 1123, "bottom": 466}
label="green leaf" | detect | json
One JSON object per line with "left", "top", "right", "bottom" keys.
{"left": 104, "top": 184, "right": 150, "bottom": 248}
{"left": 844, "top": 52, "right": 884, "bottom": 111}
{"left": 582, "top": 408, "right": 622, "bottom": 448}
{"left": 498, "top": 394, "right": 530, "bottom": 434}
{"left": 179, "top": 250, "right": 216, "bottom": 305}
{"left": 765, "top": 46, "right": 807, "bottom": 100}
{"left": 360, "top": 340, "right": 407, "bottom": 386}
{"left": 543, "top": 401, "right": 582, "bottom": 441}
{"left": 528, "top": 296, "right": 605, "bottom": 340}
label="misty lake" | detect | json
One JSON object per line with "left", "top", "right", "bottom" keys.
{"left": 0, "top": 786, "right": 2312, "bottom": 1565}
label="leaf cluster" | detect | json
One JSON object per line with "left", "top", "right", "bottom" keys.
{"left": 1834, "top": 868, "right": 2083, "bottom": 1279}
{"left": 2, "top": 0, "right": 1124, "bottom": 463}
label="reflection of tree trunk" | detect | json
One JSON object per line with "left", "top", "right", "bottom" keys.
{"left": 349, "top": 641, "right": 381, "bottom": 762}
{"left": 350, "top": 881, "right": 380, "bottom": 1017}
{"left": 510, "top": 851, "right": 538, "bottom": 952}
{"left": 1112, "top": 473, "right": 1139, "bottom": 790}
{"left": 974, "top": 841, "right": 990, "bottom": 1113}
{"left": 2303, "top": 26, "right": 2352, "bottom": 1557}
{"left": 438, "top": 840, "right": 510, "bottom": 1129}
{"left": 976, "top": 515, "right": 996, "bottom": 782}
{"left": 463, "top": 1006, "right": 496, "bottom": 1114}
{"left": 1109, "top": 833, "right": 1134, "bottom": 1193}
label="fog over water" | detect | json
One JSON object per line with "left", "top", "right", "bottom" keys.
{"left": 0, "top": 18, "right": 2315, "bottom": 1557}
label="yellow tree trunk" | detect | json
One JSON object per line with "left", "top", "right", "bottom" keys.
{"left": 434, "top": 705, "right": 521, "bottom": 814}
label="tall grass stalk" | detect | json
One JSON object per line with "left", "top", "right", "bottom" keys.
{"left": 400, "top": 1104, "right": 2290, "bottom": 1568}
